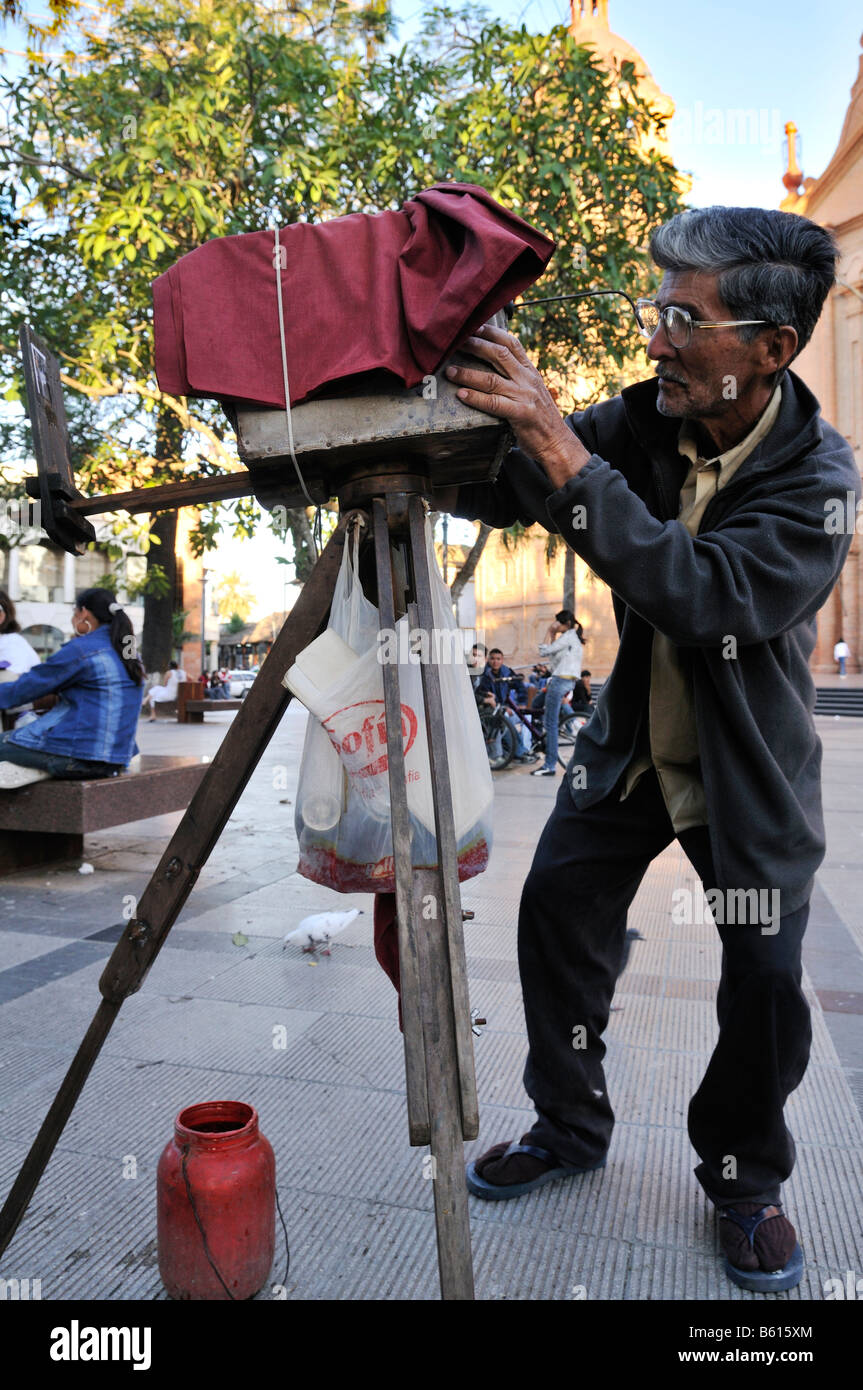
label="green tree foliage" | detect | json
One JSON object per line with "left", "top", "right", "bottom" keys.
{"left": 1, "top": 1, "right": 683, "bottom": 644}
{"left": 215, "top": 569, "right": 255, "bottom": 623}
{"left": 1, "top": 0, "right": 77, "bottom": 32}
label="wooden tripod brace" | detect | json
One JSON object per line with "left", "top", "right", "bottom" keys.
{"left": 0, "top": 489, "right": 480, "bottom": 1301}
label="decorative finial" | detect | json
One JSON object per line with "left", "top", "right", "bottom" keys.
{"left": 570, "top": 1, "right": 610, "bottom": 27}
{"left": 782, "top": 121, "right": 803, "bottom": 194}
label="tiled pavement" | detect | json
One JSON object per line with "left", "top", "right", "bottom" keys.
{"left": 0, "top": 705, "right": 862, "bottom": 1301}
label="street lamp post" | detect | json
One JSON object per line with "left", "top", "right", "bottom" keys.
{"left": 200, "top": 568, "right": 210, "bottom": 680}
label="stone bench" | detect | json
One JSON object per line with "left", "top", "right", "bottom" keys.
{"left": 0, "top": 753, "right": 209, "bottom": 875}
{"left": 181, "top": 699, "right": 244, "bottom": 723}
{"left": 148, "top": 699, "right": 179, "bottom": 720}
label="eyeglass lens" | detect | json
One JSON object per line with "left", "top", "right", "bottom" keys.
{"left": 638, "top": 303, "right": 691, "bottom": 348}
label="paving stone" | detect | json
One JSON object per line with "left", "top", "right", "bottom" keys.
{"left": 1, "top": 710, "right": 862, "bottom": 1301}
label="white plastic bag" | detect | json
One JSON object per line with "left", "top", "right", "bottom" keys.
{"left": 288, "top": 517, "right": 493, "bottom": 893}
{"left": 291, "top": 520, "right": 378, "bottom": 839}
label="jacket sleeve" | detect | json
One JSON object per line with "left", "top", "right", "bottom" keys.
{"left": 543, "top": 446, "right": 861, "bottom": 647}
{"left": 0, "top": 641, "right": 86, "bottom": 710}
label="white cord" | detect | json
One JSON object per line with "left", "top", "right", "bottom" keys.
{"left": 273, "top": 224, "right": 320, "bottom": 555}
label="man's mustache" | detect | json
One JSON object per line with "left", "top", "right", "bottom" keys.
{"left": 655, "top": 369, "right": 687, "bottom": 386}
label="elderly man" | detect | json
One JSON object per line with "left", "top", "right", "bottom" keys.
{"left": 438, "top": 206, "right": 860, "bottom": 1292}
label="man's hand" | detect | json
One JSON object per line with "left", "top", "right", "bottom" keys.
{"left": 445, "top": 323, "right": 591, "bottom": 487}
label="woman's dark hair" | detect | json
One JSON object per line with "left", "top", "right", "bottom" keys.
{"left": 556, "top": 609, "right": 585, "bottom": 645}
{"left": 0, "top": 590, "right": 21, "bottom": 635}
{"left": 75, "top": 587, "right": 144, "bottom": 685}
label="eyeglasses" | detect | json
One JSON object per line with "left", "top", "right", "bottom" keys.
{"left": 635, "top": 299, "right": 772, "bottom": 350}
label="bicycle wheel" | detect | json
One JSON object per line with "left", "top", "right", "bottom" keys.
{"left": 558, "top": 713, "right": 587, "bottom": 746}
{"left": 481, "top": 712, "right": 517, "bottom": 771}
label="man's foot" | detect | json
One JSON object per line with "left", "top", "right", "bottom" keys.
{"left": 531, "top": 766, "right": 556, "bottom": 776}
{"left": 466, "top": 1136, "right": 606, "bottom": 1200}
{"left": 473, "top": 1138, "right": 556, "bottom": 1187}
{"left": 718, "top": 1202, "right": 796, "bottom": 1272}
{"left": 718, "top": 1203, "right": 802, "bottom": 1290}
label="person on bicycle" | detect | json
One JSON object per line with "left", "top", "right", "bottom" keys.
{"left": 532, "top": 610, "right": 584, "bottom": 777}
{"left": 475, "top": 649, "right": 535, "bottom": 762}
{"left": 526, "top": 662, "right": 550, "bottom": 709}
{"left": 466, "top": 641, "right": 487, "bottom": 690}
{"left": 570, "top": 669, "right": 593, "bottom": 715}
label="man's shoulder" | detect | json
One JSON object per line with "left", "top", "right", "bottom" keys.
{"left": 760, "top": 371, "right": 858, "bottom": 492}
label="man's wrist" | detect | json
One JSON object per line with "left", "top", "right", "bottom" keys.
{"left": 536, "top": 428, "right": 592, "bottom": 490}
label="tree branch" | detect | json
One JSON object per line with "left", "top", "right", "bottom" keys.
{"left": 449, "top": 521, "right": 491, "bottom": 605}
{"left": 58, "top": 371, "right": 239, "bottom": 471}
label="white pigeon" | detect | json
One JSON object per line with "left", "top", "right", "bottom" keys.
{"left": 283, "top": 908, "right": 364, "bottom": 956}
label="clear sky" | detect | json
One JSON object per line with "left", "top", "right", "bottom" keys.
{"left": 392, "top": 0, "right": 862, "bottom": 210}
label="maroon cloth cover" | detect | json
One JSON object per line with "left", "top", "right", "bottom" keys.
{"left": 152, "top": 183, "right": 555, "bottom": 409}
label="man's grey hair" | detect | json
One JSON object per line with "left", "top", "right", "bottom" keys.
{"left": 649, "top": 207, "right": 838, "bottom": 359}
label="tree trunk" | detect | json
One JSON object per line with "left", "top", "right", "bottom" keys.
{"left": 285, "top": 506, "right": 317, "bottom": 583}
{"left": 563, "top": 546, "right": 575, "bottom": 612}
{"left": 450, "top": 522, "right": 492, "bottom": 605}
{"left": 141, "top": 510, "right": 178, "bottom": 675}
{"left": 141, "top": 408, "right": 182, "bottom": 675}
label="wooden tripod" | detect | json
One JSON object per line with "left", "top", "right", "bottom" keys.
{"left": 0, "top": 488, "right": 481, "bottom": 1300}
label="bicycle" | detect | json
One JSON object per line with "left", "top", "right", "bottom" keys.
{"left": 477, "top": 697, "right": 519, "bottom": 771}
{"left": 476, "top": 674, "right": 591, "bottom": 772}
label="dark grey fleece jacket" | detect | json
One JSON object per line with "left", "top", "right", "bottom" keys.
{"left": 455, "top": 370, "right": 861, "bottom": 916}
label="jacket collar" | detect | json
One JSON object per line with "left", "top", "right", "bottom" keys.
{"left": 70, "top": 623, "right": 111, "bottom": 648}
{"left": 619, "top": 369, "right": 824, "bottom": 517}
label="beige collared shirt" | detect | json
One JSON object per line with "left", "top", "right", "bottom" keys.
{"left": 621, "top": 383, "right": 783, "bottom": 829}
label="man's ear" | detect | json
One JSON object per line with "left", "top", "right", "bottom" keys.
{"left": 761, "top": 324, "right": 798, "bottom": 375}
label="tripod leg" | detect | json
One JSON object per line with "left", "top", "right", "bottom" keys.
{"left": 371, "top": 498, "right": 430, "bottom": 1144}
{"left": 372, "top": 494, "right": 477, "bottom": 1299}
{"left": 407, "top": 495, "right": 479, "bottom": 1139}
{"left": 0, "top": 520, "right": 349, "bottom": 1258}
{"left": 412, "top": 869, "right": 475, "bottom": 1301}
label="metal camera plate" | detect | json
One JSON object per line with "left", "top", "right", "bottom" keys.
{"left": 231, "top": 312, "right": 512, "bottom": 510}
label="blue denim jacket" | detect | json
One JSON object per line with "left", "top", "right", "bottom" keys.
{"left": 0, "top": 625, "right": 142, "bottom": 765}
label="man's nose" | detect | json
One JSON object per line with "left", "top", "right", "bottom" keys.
{"left": 646, "top": 322, "right": 676, "bottom": 362}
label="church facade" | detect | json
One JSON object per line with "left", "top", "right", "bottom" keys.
{"left": 471, "top": 11, "right": 863, "bottom": 679}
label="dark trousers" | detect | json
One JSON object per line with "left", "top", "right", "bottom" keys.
{"left": 519, "top": 767, "right": 811, "bottom": 1207}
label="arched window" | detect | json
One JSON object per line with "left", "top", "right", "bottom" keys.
{"left": 21, "top": 624, "right": 64, "bottom": 658}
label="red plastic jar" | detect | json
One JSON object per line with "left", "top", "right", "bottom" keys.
{"left": 157, "top": 1100, "right": 275, "bottom": 1301}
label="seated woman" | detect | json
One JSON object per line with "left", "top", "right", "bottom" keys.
{"left": 142, "top": 661, "right": 184, "bottom": 720}
{"left": 0, "top": 590, "right": 41, "bottom": 730}
{"left": 0, "top": 588, "right": 144, "bottom": 790}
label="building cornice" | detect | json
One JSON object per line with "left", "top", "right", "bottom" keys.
{"left": 804, "top": 127, "right": 863, "bottom": 213}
